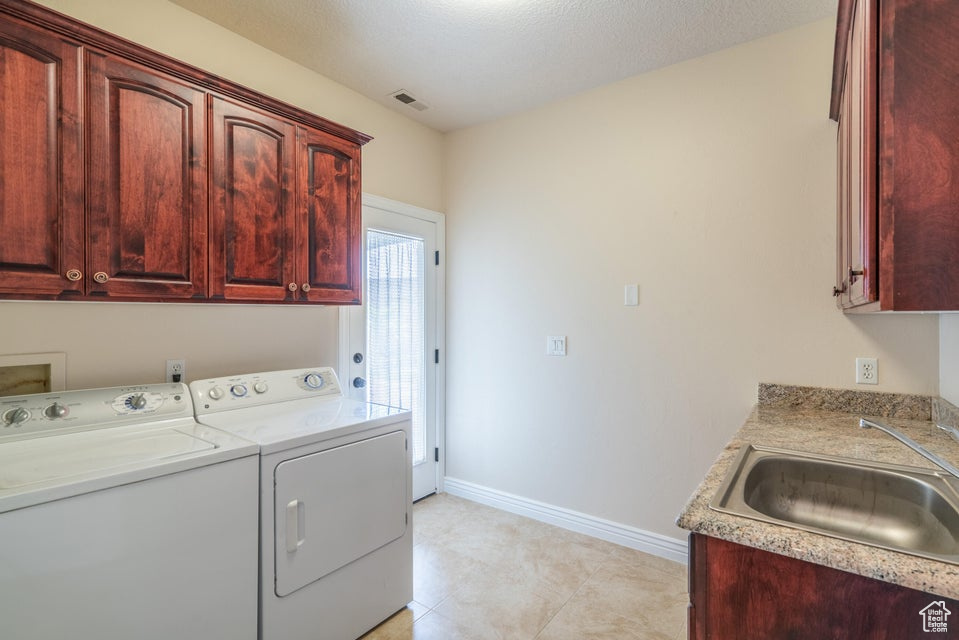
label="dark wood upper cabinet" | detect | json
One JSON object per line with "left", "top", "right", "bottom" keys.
{"left": 0, "top": 16, "right": 83, "bottom": 296}
{"left": 297, "top": 126, "right": 362, "bottom": 304}
{"left": 832, "top": 0, "right": 959, "bottom": 311}
{"left": 0, "top": 0, "right": 370, "bottom": 304}
{"left": 210, "top": 97, "right": 297, "bottom": 302}
{"left": 86, "top": 51, "right": 207, "bottom": 299}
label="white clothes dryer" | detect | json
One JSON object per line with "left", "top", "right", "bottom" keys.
{"left": 190, "top": 367, "right": 412, "bottom": 640}
{"left": 0, "top": 382, "right": 259, "bottom": 640}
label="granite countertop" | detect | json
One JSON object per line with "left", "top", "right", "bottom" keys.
{"left": 676, "top": 384, "right": 959, "bottom": 600}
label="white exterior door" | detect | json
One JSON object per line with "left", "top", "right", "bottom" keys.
{"left": 340, "top": 195, "right": 445, "bottom": 500}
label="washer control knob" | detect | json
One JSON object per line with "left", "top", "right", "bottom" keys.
{"left": 304, "top": 373, "right": 324, "bottom": 389}
{"left": 231, "top": 384, "right": 248, "bottom": 398}
{"left": 253, "top": 381, "right": 269, "bottom": 394}
{"left": 128, "top": 394, "right": 147, "bottom": 410}
{"left": 3, "top": 407, "right": 30, "bottom": 426}
{"left": 208, "top": 386, "right": 225, "bottom": 400}
{"left": 44, "top": 402, "right": 69, "bottom": 419}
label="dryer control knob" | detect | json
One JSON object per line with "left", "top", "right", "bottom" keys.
{"left": 208, "top": 386, "right": 225, "bottom": 400}
{"left": 304, "top": 373, "right": 324, "bottom": 389}
{"left": 44, "top": 402, "right": 68, "bottom": 419}
{"left": 231, "top": 384, "right": 248, "bottom": 398}
{"left": 128, "top": 394, "right": 147, "bottom": 410}
{"left": 253, "top": 381, "right": 269, "bottom": 394}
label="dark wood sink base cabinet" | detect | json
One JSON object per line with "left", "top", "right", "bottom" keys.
{"left": 688, "top": 534, "right": 959, "bottom": 640}
{"left": 0, "top": 0, "right": 368, "bottom": 305}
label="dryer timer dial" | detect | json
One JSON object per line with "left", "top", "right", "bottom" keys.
{"left": 304, "top": 373, "right": 324, "bottom": 389}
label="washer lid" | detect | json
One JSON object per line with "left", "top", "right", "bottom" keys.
{"left": 0, "top": 426, "right": 216, "bottom": 489}
{"left": 0, "top": 420, "right": 258, "bottom": 514}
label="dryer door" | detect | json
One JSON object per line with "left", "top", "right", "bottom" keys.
{"left": 273, "top": 430, "right": 409, "bottom": 597}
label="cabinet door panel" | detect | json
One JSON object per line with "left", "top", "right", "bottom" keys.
{"left": 835, "top": 0, "right": 877, "bottom": 309}
{"left": 0, "top": 18, "right": 82, "bottom": 296}
{"left": 211, "top": 98, "right": 296, "bottom": 301}
{"left": 297, "top": 127, "right": 361, "bottom": 303}
{"left": 86, "top": 52, "right": 207, "bottom": 299}
{"left": 881, "top": 0, "right": 959, "bottom": 309}
{"left": 691, "top": 534, "right": 959, "bottom": 639}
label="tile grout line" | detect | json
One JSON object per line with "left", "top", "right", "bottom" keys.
{"left": 531, "top": 546, "right": 618, "bottom": 639}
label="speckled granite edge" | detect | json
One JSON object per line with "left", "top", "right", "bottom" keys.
{"left": 676, "top": 404, "right": 959, "bottom": 600}
{"left": 758, "top": 383, "right": 932, "bottom": 420}
{"left": 934, "top": 397, "right": 959, "bottom": 429}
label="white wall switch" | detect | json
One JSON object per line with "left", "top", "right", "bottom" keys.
{"left": 856, "top": 357, "right": 878, "bottom": 385}
{"left": 546, "top": 336, "right": 567, "bottom": 356}
{"left": 624, "top": 284, "right": 639, "bottom": 306}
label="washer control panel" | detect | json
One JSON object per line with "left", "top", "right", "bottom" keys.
{"left": 0, "top": 383, "right": 192, "bottom": 442}
{"left": 191, "top": 367, "right": 341, "bottom": 414}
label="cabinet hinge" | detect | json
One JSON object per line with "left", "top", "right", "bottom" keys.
{"left": 435, "top": 250, "right": 440, "bottom": 266}
{"left": 434, "top": 447, "right": 439, "bottom": 463}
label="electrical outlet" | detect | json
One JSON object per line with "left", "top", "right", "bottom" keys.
{"left": 166, "top": 359, "right": 185, "bottom": 383}
{"left": 856, "top": 357, "right": 878, "bottom": 385}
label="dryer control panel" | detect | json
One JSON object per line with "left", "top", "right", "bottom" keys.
{"left": 191, "top": 367, "right": 342, "bottom": 414}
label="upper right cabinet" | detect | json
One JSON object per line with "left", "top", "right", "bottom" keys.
{"left": 831, "top": 0, "right": 959, "bottom": 311}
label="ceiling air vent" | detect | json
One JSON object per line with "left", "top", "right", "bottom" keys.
{"left": 390, "top": 89, "right": 429, "bottom": 112}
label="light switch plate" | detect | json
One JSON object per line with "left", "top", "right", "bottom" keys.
{"left": 624, "top": 284, "right": 639, "bottom": 306}
{"left": 547, "top": 336, "right": 567, "bottom": 356}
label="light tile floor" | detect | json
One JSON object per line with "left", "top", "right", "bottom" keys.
{"left": 362, "top": 493, "right": 688, "bottom": 640}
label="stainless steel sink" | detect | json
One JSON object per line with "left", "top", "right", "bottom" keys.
{"left": 710, "top": 445, "right": 959, "bottom": 564}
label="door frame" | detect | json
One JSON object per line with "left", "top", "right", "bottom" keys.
{"left": 338, "top": 193, "right": 446, "bottom": 494}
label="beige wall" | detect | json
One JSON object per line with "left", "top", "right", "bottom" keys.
{"left": 941, "top": 316, "right": 959, "bottom": 405}
{"left": 2, "top": 0, "right": 444, "bottom": 389}
{"left": 444, "top": 18, "right": 939, "bottom": 540}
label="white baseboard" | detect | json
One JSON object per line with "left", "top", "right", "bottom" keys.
{"left": 443, "top": 477, "right": 688, "bottom": 565}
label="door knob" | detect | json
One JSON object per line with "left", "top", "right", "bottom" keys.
{"left": 352, "top": 377, "right": 366, "bottom": 389}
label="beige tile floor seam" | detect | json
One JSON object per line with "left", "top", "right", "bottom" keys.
{"left": 361, "top": 494, "right": 688, "bottom": 640}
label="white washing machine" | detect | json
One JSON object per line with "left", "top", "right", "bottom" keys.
{"left": 190, "top": 367, "right": 412, "bottom": 640}
{"left": 0, "top": 382, "right": 259, "bottom": 640}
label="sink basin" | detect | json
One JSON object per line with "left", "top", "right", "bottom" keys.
{"left": 709, "top": 445, "right": 959, "bottom": 564}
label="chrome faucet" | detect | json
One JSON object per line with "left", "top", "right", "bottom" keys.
{"left": 860, "top": 417, "right": 959, "bottom": 479}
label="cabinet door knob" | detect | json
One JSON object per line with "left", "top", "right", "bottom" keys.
{"left": 301, "top": 283, "right": 311, "bottom": 293}
{"left": 93, "top": 272, "right": 109, "bottom": 283}
{"left": 65, "top": 269, "right": 82, "bottom": 282}
{"left": 288, "top": 282, "right": 298, "bottom": 292}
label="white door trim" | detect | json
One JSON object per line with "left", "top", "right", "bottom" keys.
{"left": 338, "top": 193, "right": 446, "bottom": 494}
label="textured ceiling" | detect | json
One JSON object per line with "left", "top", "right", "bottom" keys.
{"left": 169, "top": 0, "right": 836, "bottom": 132}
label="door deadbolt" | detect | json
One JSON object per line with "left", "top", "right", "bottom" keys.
{"left": 353, "top": 353, "right": 364, "bottom": 364}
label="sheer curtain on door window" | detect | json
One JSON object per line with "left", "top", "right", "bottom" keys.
{"left": 366, "top": 229, "right": 426, "bottom": 465}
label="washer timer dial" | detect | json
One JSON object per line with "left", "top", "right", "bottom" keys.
{"left": 111, "top": 391, "right": 164, "bottom": 414}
